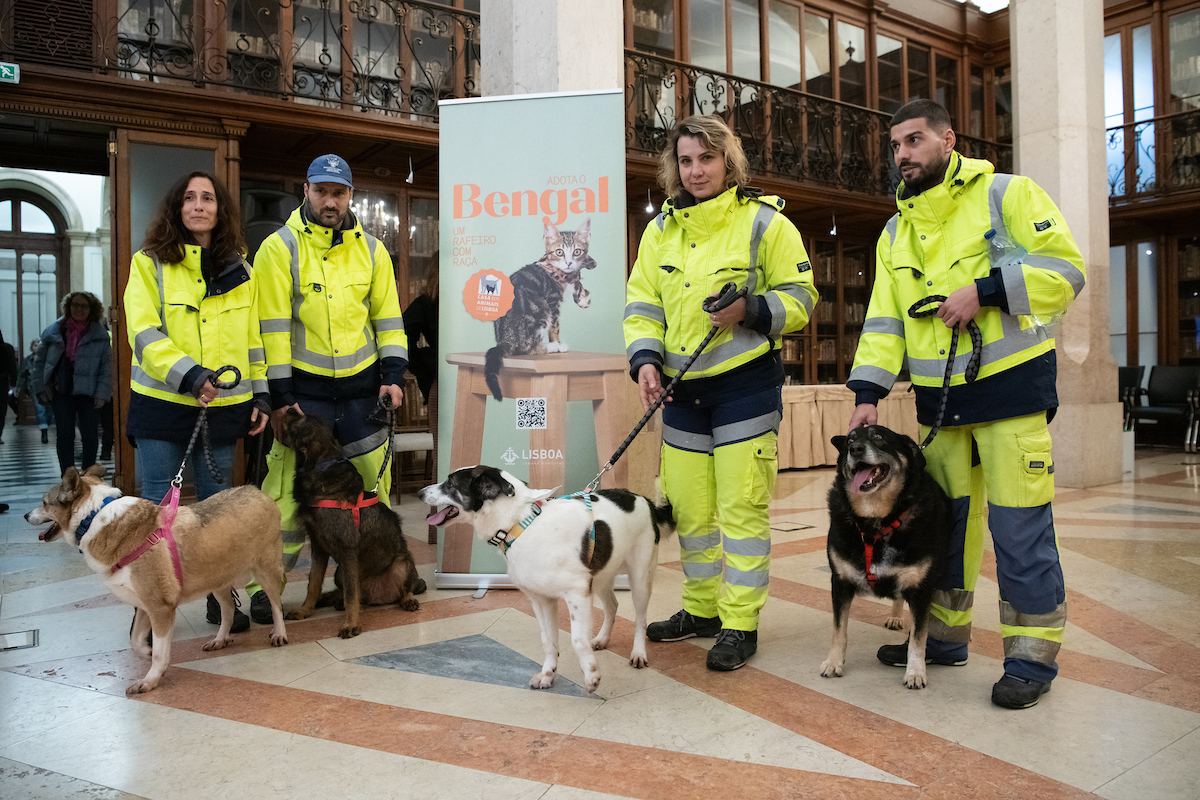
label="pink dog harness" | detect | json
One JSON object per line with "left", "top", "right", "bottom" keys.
{"left": 109, "top": 486, "right": 185, "bottom": 586}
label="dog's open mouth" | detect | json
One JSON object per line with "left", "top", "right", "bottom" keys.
{"left": 38, "top": 522, "right": 62, "bottom": 541}
{"left": 850, "top": 463, "right": 890, "bottom": 494}
{"left": 426, "top": 505, "right": 460, "bottom": 526}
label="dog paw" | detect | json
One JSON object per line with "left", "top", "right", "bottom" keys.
{"left": 584, "top": 669, "right": 600, "bottom": 693}
{"left": 819, "top": 659, "right": 845, "bottom": 678}
{"left": 590, "top": 636, "right": 609, "bottom": 652}
{"left": 903, "top": 669, "right": 928, "bottom": 689}
{"left": 629, "top": 652, "right": 649, "bottom": 669}
{"left": 125, "top": 679, "right": 158, "bottom": 695}
{"left": 203, "top": 636, "right": 234, "bottom": 651}
{"left": 884, "top": 616, "right": 905, "bottom": 631}
{"left": 400, "top": 598, "right": 419, "bottom": 612}
{"left": 284, "top": 607, "right": 313, "bottom": 621}
{"left": 338, "top": 624, "right": 362, "bottom": 639}
{"left": 269, "top": 632, "right": 288, "bottom": 647}
{"left": 530, "top": 671, "right": 556, "bottom": 689}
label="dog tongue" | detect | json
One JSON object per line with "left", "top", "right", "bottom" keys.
{"left": 426, "top": 506, "right": 455, "bottom": 526}
{"left": 851, "top": 466, "right": 876, "bottom": 493}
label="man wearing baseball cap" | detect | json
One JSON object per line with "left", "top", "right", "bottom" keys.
{"left": 245, "top": 154, "right": 410, "bottom": 624}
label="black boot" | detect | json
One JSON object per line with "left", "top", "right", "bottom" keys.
{"left": 41, "top": 429, "right": 48, "bottom": 444}
{"left": 206, "top": 591, "right": 250, "bottom": 633}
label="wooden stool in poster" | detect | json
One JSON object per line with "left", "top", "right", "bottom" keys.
{"left": 441, "top": 351, "right": 630, "bottom": 574}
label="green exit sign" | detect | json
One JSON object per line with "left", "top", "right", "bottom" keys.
{"left": 0, "top": 62, "right": 19, "bottom": 84}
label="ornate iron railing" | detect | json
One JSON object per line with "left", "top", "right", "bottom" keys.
{"left": 0, "top": 0, "right": 480, "bottom": 120}
{"left": 1107, "top": 106, "right": 1200, "bottom": 201}
{"left": 625, "top": 51, "right": 1012, "bottom": 200}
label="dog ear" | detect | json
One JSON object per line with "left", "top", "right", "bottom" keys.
{"left": 908, "top": 436, "right": 927, "bottom": 472}
{"left": 475, "top": 468, "right": 515, "bottom": 500}
{"left": 286, "top": 408, "right": 302, "bottom": 418}
{"left": 61, "top": 467, "right": 81, "bottom": 495}
{"left": 529, "top": 486, "right": 559, "bottom": 502}
{"left": 831, "top": 435, "right": 848, "bottom": 455}
{"left": 83, "top": 464, "right": 107, "bottom": 480}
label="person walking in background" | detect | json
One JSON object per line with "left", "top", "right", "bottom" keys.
{"left": 32, "top": 292, "right": 112, "bottom": 475}
{"left": 16, "top": 338, "right": 51, "bottom": 443}
{"left": 124, "top": 171, "right": 270, "bottom": 634}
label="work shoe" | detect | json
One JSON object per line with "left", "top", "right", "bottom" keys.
{"left": 706, "top": 629, "right": 758, "bottom": 671}
{"left": 249, "top": 590, "right": 274, "bottom": 625}
{"left": 40, "top": 429, "right": 48, "bottom": 444}
{"left": 206, "top": 591, "right": 250, "bottom": 633}
{"left": 646, "top": 609, "right": 721, "bottom": 642}
{"left": 876, "top": 642, "right": 968, "bottom": 668}
{"left": 991, "top": 674, "right": 1051, "bottom": 709}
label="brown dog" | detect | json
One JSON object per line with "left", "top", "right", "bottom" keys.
{"left": 282, "top": 412, "right": 426, "bottom": 638}
{"left": 26, "top": 466, "right": 288, "bottom": 694}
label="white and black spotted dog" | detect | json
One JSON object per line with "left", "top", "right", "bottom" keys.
{"left": 420, "top": 466, "right": 674, "bottom": 693}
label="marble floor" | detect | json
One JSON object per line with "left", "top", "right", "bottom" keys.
{"left": 2, "top": 421, "right": 1200, "bottom": 799}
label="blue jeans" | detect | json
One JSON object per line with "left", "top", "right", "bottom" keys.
{"left": 136, "top": 438, "right": 236, "bottom": 503}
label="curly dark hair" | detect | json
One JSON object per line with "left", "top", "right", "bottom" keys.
{"left": 142, "top": 171, "right": 245, "bottom": 264}
{"left": 61, "top": 291, "right": 104, "bottom": 324}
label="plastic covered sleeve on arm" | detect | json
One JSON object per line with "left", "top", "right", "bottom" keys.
{"left": 253, "top": 235, "right": 296, "bottom": 382}
{"left": 623, "top": 221, "right": 668, "bottom": 362}
{"left": 122, "top": 251, "right": 199, "bottom": 389}
{"left": 846, "top": 232, "right": 906, "bottom": 398}
{"left": 999, "top": 177, "right": 1086, "bottom": 319}
{"left": 755, "top": 214, "right": 817, "bottom": 336}
{"left": 369, "top": 242, "right": 408, "bottom": 367}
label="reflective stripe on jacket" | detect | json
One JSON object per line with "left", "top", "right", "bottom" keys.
{"left": 124, "top": 247, "right": 266, "bottom": 408}
{"left": 254, "top": 207, "right": 407, "bottom": 405}
{"left": 849, "top": 153, "right": 1085, "bottom": 402}
{"left": 624, "top": 186, "right": 816, "bottom": 381}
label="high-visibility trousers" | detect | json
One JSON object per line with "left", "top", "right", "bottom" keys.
{"left": 247, "top": 394, "right": 392, "bottom": 595}
{"left": 920, "top": 411, "right": 1066, "bottom": 684}
{"left": 660, "top": 385, "right": 781, "bottom": 632}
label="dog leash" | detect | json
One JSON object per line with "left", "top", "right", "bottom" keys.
{"left": 585, "top": 282, "right": 746, "bottom": 492}
{"left": 170, "top": 365, "right": 243, "bottom": 489}
{"left": 364, "top": 394, "right": 395, "bottom": 494}
{"left": 906, "top": 297, "right": 982, "bottom": 450}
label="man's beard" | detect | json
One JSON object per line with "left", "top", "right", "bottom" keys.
{"left": 901, "top": 154, "right": 950, "bottom": 196}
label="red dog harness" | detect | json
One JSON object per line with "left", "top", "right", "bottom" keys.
{"left": 858, "top": 510, "right": 907, "bottom": 588}
{"left": 311, "top": 492, "right": 379, "bottom": 526}
{"left": 109, "top": 486, "right": 185, "bottom": 587}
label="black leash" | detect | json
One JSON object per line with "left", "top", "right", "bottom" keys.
{"left": 173, "top": 366, "right": 241, "bottom": 488}
{"left": 586, "top": 282, "right": 746, "bottom": 491}
{"left": 906, "top": 296, "right": 983, "bottom": 450}
{"left": 364, "top": 394, "right": 395, "bottom": 494}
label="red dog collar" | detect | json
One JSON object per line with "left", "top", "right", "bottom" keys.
{"left": 858, "top": 510, "right": 907, "bottom": 587}
{"left": 312, "top": 492, "right": 379, "bottom": 526}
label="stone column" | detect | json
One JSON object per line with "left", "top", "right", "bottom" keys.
{"left": 1010, "top": 0, "right": 1123, "bottom": 488}
{"left": 481, "top": 0, "right": 623, "bottom": 96}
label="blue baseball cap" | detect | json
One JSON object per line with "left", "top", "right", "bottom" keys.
{"left": 306, "top": 154, "right": 354, "bottom": 189}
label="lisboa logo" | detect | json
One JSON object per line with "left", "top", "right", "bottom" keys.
{"left": 501, "top": 447, "right": 519, "bottom": 466}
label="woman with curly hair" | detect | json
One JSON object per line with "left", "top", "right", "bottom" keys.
{"left": 123, "top": 170, "right": 269, "bottom": 632}
{"left": 32, "top": 291, "right": 112, "bottom": 475}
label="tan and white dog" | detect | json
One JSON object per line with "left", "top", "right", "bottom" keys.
{"left": 26, "top": 465, "right": 289, "bottom": 694}
{"left": 420, "top": 466, "right": 674, "bottom": 693}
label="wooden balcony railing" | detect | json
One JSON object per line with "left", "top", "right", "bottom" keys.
{"left": 625, "top": 50, "right": 1012, "bottom": 200}
{"left": 0, "top": 0, "right": 481, "bottom": 120}
{"left": 1107, "top": 106, "right": 1200, "bottom": 202}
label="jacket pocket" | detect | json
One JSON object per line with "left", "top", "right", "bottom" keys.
{"left": 1016, "top": 429, "right": 1054, "bottom": 507}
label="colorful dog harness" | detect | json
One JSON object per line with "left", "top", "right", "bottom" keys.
{"left": 858, "top": 510, "right": 908, "bottom": 589}
{"left": 487, "top": 491, "right": 598, "bottom": 564}
{"left": 106, "top": 487, "right": 185, "bottom": 587}
{"left": 311, "top": 491, "right": 380, "bottom": 526}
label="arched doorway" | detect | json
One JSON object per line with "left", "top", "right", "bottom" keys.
{"left": 0, "top": 190, "right": 69, "bottom": 356}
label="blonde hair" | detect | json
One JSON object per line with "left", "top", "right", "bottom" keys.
{"left": 656, "top": 115, "right": 750, "bottom": 200}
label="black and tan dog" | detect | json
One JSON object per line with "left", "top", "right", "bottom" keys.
{"left": 282, "top": 412, "right": 426, "bottom": 638}
{"left": 821, "top": 425, "right": 953, "bottom": 689}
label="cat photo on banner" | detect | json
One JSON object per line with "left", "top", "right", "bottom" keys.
{"left": 484, "top": 218, "right": 595, "bottom": 400}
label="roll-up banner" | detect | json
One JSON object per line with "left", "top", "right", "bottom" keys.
{"left": 435, "top": 89, "right": 628, "bottom": 588}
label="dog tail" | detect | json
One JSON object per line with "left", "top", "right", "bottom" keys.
{"left": 484, "top": 345, "right": 505, "bottom": 401}
{"left": 651, "top": 500, "right": 676, "bottom": 543}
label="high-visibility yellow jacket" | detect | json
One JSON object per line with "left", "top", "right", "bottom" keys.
{"left": 848, "top": 152, "right": 1086, "bottom": 425}
{"left": 254, "top": 207, "right": 407, "bottom": 406}
{"left": 624, "top": 186, "right": 816, "bottom": 386}
{"left": 124, "top": 247, "right": 267, "bottom": 440}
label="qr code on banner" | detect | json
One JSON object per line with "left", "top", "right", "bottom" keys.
{"left": 516, "top": 397, "right": 547, "bottom": 429}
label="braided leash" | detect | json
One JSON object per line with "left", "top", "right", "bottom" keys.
{"left": 172, "top": 366, "right": 242, "bottom": 489}
{"left": 368, "top": 395, "right": 395, "bottom": 495}
{"left": 585, "top": 282, "right": 746, "bottom": 492}
{"left": 907, "top": 297, "right": 983, "bottom": 450}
